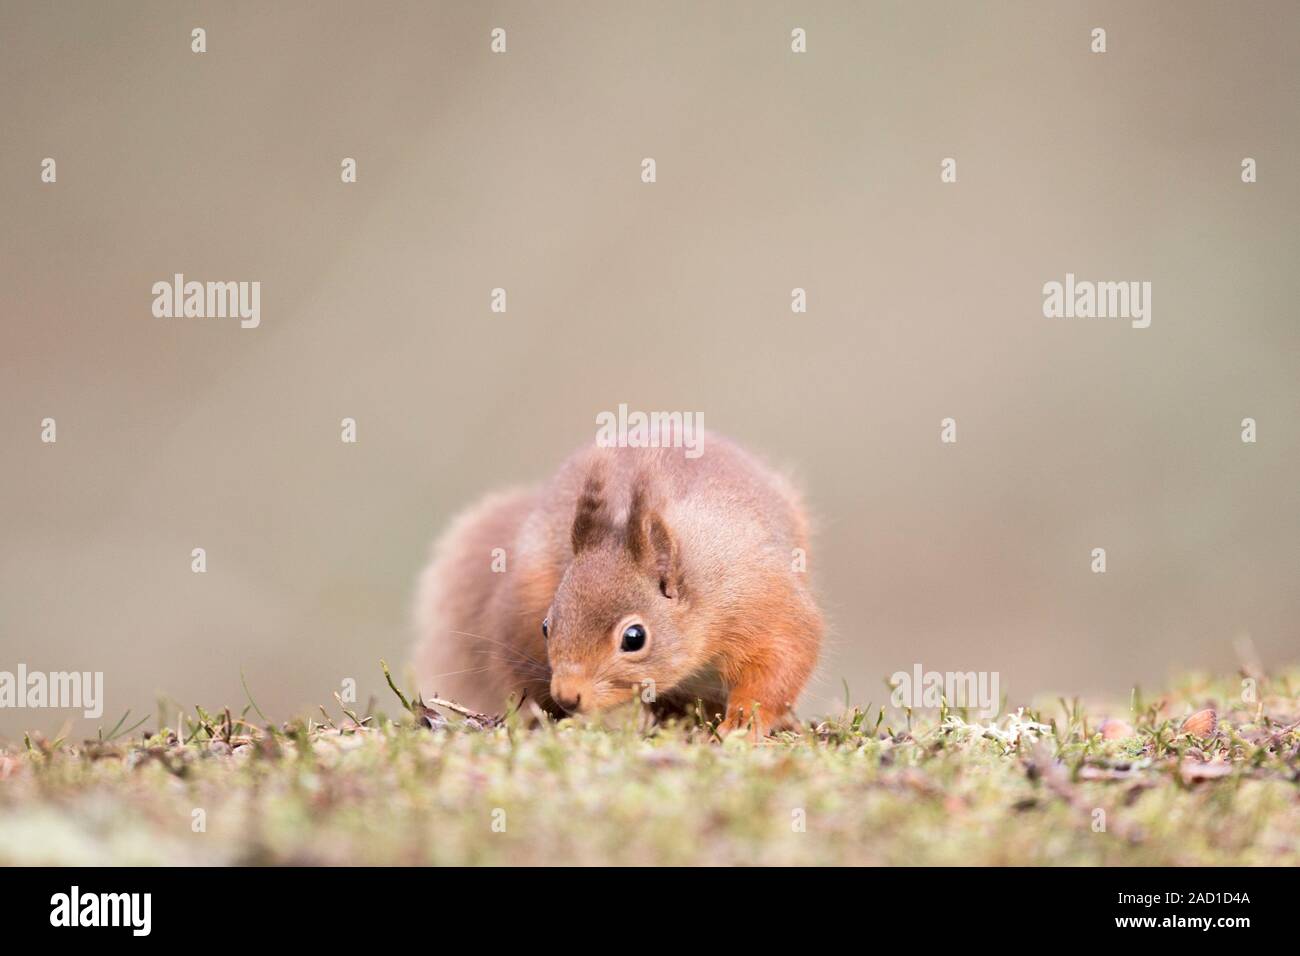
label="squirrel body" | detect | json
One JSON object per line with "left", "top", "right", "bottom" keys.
{"left": 412, "top": 434, "right": 822, "bottom": 735}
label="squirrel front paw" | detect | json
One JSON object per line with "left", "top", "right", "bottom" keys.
{"left": 718, "top": 698, "right": 795, "bottom": 740}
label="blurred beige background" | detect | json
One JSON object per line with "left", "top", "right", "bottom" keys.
{"left": 2, "top": 1, "right": 1298, "bottom": 739}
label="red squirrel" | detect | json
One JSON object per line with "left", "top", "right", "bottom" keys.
{"left": 412, "top": 433, "right": 822, "bottom": 736}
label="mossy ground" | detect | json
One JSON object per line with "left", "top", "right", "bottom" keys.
{"left": 1, "top": 669, "right": 1297, "bottom": 866}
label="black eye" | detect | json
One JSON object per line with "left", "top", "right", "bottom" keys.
{"left": 542, "top": 617, "right": 550, "bottom": 640}
{"left": 620, "top": 623, "right": 646, "bottom": 653}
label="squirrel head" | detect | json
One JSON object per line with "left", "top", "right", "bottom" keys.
{"left": 544, "top": 472, "right": 690, "bottom": 715}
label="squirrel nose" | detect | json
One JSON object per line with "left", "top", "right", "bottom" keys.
{"left": 550, "top": 679, "right": 583, "bottom": 713}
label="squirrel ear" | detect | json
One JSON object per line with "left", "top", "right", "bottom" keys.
{"left": 627, "top": 480, "right": 681, "bottom": 598}
{"left": 648, "top": 513, "right": 680, "bottom": 599}
{"left": 571, "top": 472, "right": 611, "bottom": 554}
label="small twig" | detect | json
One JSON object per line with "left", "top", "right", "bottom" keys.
{"left": 380, "top": 659, "right": 411, "bottom": 713}
{"left": 421, "top": 694, "right": 500, "bottom": 725}
{"left": 333, "top": 692, "right": 371, "bottom": 728}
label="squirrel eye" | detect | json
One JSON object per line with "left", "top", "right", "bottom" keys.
{"left": 620, "top": 623, "right": 646, "bottom": 653}
{"left": 541, "top": 617, "right": 550, "bottom": 640}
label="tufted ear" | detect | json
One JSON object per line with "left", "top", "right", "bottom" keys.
{"left": 626, "top": 477, "right": 681, "bottom": 598}
{"left": 571, "top": 469, "right": 612, "bottom": 554}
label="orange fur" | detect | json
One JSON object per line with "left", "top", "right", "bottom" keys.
{"left": 412, "top": 433, "right": 823, "bottom": 735}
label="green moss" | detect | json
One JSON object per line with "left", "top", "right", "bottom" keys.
{"left": 0, "top": 671, "right": 1296, "bottom": 865}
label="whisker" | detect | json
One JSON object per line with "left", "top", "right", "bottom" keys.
{"left": 418, "top": 664, "right": 495, "bottom": 681}
{"left": 445, "top": 628, "right": 550, "bottom": 669}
